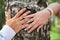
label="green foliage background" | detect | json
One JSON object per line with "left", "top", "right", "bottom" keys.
{"left": 0, "top": 0, "right": 60, "bottom": 40}
{"left": 48, "top": 0, "right": 60, "bottom": 40}
{"left": 0, "top": 0, "right": 5, "bottom": 29}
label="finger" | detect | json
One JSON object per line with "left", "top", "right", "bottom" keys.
{"left": 20, "top": 18, "right": 30, "bottom": 24}
{"left": 21, "top": 24, "right": 29, "bottom": 30}
{"left": 37, "top": 25, "right": 43, "bottom": 32}
{"left": 21, "top": 11, "right": 30, "bottom": 17}
{"left": 22, "top": 24, "right": 28, "bottom": 29}
{"left": 6, "top": 9, "right": 11, "bottom": 21}
{"left": 18, "top": 11, "right": 30, "bottom": 20}
{"left": 24, "top": 24, "right": 29, "bottom": 28}
{"left": 24, "top": 14, "right": 35, "bottom": 18}
{"left": 25, "top": 21, "right": 36, "bottom": 31}
{"left": 28, "top": 22, "right": 40, "bottom": 33}
{"left": 27, "top": 18, "right": 34, "bottom": 23}
{"left": 14, "top": 8, "right": 26, "bottom": 18}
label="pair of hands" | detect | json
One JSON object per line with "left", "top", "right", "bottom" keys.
{"left": 6, "top": 8, "right": 50, "bottom": 33}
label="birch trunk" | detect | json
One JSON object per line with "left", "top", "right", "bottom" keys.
{"left": 5, "top": 0, "right": 51, "bottom": 40}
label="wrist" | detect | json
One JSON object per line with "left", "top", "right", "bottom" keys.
{"left": 42, "top": 8, "right": 51, "bottom": 18}
{"left": 48, "top": 3, "right": 60, "bottom": 15}
{"left": 6, "top": 19, "right": 17, "bottom": 32}
{"left": 46, "top": 8, "right": 54, "bottom": 17}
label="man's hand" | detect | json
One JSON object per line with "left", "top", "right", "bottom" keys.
{"left": 6, "top": 8, "right": 30, "bottom": 33}
{"left": 24, "top": 9, "right": 51, "bottom": 33}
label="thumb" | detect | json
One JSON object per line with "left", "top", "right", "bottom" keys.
{"left": 6, "top": 9, "right": 11, "bottom": 21}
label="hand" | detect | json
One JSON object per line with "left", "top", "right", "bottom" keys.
{"left": 6, "top": 8, "right": 31, "bottom": 33}
{"left": 24, "top": 9, "right": 51, "bottom": 33}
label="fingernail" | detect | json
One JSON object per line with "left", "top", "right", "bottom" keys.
{"left": 8, "top": 9, "right": 10, "bottom": 11}
{"left": 28, "top": 31, "right": 30, "bottom": 33}
{"left": 24, "top": 29, "right": 27, "bottom": 31}
{"left": 28, "top": 11, "right": 31, "bottom": 13}
{"left": 37, "top": 30, "right": 39, "bottom": 32}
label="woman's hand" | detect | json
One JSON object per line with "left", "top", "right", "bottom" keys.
{"left": 6, "top": 8, "right": 30, "bottom": 33}
{"left": 24, "top": 9, "right": 51, "bottom": 33}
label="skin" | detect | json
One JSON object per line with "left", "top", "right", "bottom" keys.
{"left": 5, "top": 3, "right": 60, "bottom": 33}
{"left": 6, "top": 8, "right": 31, "bottom": 33}
{"left": 24, "top": 3, "right": 60, "bottom": 33}
{"left": 24, "top": 9, "right": 50, "bottom": 33}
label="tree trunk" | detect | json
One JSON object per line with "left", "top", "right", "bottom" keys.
{"left": 5, "top": 0, "right": 51, "bottom": 40}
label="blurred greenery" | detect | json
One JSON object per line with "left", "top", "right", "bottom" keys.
{"left": 48, "top": 0, "right": 60, "bottom": 4}
{"left": 48, "top": 0, "right": 60, "bottom": 40}
{"left": 0, "top": 0, "right": 5, "bottom": 29}
{"left": 50, "top": 26, "right": 60, "bottom": 40}
{"left": 0, "top": 0, "right": 60, "bottom": 40}
{"left": 50, "top": 17, "right": 60, "bottom": 40}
